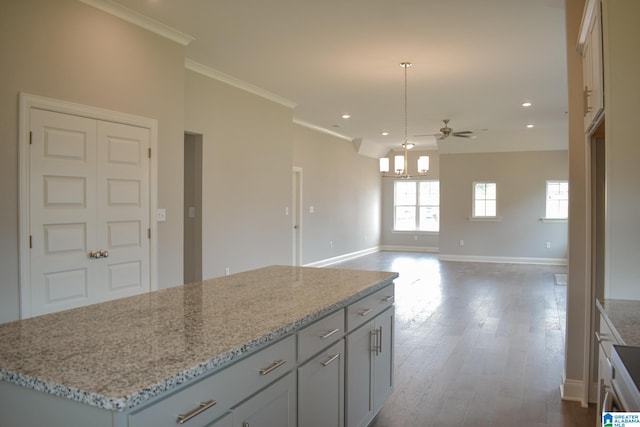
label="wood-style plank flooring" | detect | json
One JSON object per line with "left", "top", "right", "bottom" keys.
{"left": 331, "top": 252, "right": 596, "bottom": 427}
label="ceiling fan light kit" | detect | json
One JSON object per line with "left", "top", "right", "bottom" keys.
{"left": 380, "top": 62, "right": 429, "bottom": 179}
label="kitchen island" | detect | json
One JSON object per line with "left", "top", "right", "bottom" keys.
{"left": 0, "top": 265, "right": 398, "bottom": 427}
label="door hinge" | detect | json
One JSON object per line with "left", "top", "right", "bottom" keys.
{"left": 148, "top": 228, "right": 151, "bottom": 239}
{"left": 148, "top": 148, "right": 151, "bottom": 158}
{"left": 29, "top": 131, "right": 33, "bottom": 145}
{"left": 29, "top": 235, "right": 32, "bottom": 248}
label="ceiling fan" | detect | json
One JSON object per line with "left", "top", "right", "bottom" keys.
{"left": 415, "top": 119, "right": 475, "bottom": 140}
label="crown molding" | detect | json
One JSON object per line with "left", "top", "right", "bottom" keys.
{"left": 293, "top": 118, "right": 353, "bottom": 142}
{"left": 185, "top": 59, "right": 297, "bottom": 109}
{"left": 79, "top": 0, "right": 195, "bottom": 46}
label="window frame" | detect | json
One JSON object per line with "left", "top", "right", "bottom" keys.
{"left": 472, "top": 181, "right": 498, "bottom": 219}
{"left": 393, "top": 180, "right": 440, "bottom": 233}
{"left": 544, "top": 180, "right": 569, "bottom": 220}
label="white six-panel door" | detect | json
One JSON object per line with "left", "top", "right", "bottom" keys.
{"left": 29, "top": 108, "right": 150, "bottom": 316}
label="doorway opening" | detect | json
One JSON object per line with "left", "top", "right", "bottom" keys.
{"left": 184, "top": 132, "right": 203, "bottom": 284}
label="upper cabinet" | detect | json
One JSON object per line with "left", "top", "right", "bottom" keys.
{"left": 578, "top": 0, "right": 604, "bottom": 134}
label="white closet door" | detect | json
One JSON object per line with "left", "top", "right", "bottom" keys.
{"left": 95, "top": 120, "right": 150, "bottom": 303}
{"left": 30, "top": 109, "right": 98, "bottom": 315}
{"left": 29, "top": 109, "right": 150, "bottom": 316}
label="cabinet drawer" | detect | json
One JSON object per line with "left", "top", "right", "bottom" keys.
{"left": 346, "top": 284, "right": 395, "bottom": 332}
{"left": 129, "top": 335, "right": 295, "bottom": 427}
{"left": 298, "top": 310, "right": 345, "bottom": 362}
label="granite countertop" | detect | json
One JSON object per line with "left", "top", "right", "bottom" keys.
{"left": 597, "top": 298, "right": 640, "bottom": 347}
{"left": 0, "top": 265, "right": 397, "bottom": 412}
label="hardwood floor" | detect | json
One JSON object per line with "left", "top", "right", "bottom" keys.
{"left": 331, "top": 252, "right": 596, "bottom": 427}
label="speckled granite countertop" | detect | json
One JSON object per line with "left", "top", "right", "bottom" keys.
{"left": 0, "top": 265, "right": 397, "bottom": 412}
{"left": 597, "top": 298, "right": 640, "bottom": 347}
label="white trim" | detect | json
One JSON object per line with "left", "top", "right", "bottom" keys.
{"left": 185, "top": 59, "right": 297, "bottom": 109}
{"left": 560, "top": 374, "right": 589, "bottom": 407}
{"left": 78, "top": 0, "right": 194, "bottom": 46}
{"left": 468, "top": 216, "right": 503, "bottom": 222}
{"left": 304, "top": 247, "right": 380, "bottom": 268}
{"left": 293, "top": 118, "right": 353, "bottom": 142}
{"left": 438, "top": 254, "right": 568, "bottom": 266}
{"left": 380, "top": 245, "right": 439, "bottom": 253}
{"left": 540, "top": 218, "right": 568, "bottom": 223}
{"left": 292, "top": 167, "right": 303, "bottom": 266}
{"left": 577, "top": 0, "right": 599, "bottom": 54}
{"left": 18, "top": 93, "right": 158, "bottom": 319}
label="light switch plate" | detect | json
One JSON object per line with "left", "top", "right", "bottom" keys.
{"left": 157, "top": 208, "right": 167, "bottom": 222}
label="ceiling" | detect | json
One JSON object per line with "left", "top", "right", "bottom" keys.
{"left": 105, "top": 0, "right": 569, "bottom": 156}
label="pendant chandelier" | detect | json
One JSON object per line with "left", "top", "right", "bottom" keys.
{"left": 379, "top": 62, "right": 429, "bottom": 178}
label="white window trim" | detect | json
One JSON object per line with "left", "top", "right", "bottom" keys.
{"left": 472, "top": 181, "right": 499, "bottom": 219}
{"left": 393, "top": 180, "right": 440, "bottom": 233}
{"left": 544, "top": 180, "right": 569, "bottom": 221}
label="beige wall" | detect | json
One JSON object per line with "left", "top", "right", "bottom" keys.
{"left": 184, "top": 70, "right": 294, "bottom": 278}
{"left": 439, "top": 150, "right": 569, "bottom": 261}
{"left": 292, "top": 125, "right": 381, "bottom": 264}
{"left": 602, "top": 0, "right": 640, "bottom": 299}
{"left": 0, "top": 0, "right": 185, "bottom": 323}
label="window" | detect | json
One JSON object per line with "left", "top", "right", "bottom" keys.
{"left": 473, "top": 182, "right": 497, "bottom": 217}
{"left": 394, "top": 180, "right": 439, "bottom": 232}
{"left": 546, "top": 181, "right": 568, "bottom": 219}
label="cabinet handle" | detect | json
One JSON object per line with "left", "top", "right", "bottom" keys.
{"left": 320, "top": 328, "right": 340, "bottom": 340}
{"left": 243, "top": 423, "right": 250, "bottom": 427}
{"left": 595, "top": 331, "right": 610, "bottom": 343}
{"left": 321, "top": 353, "right": 340, "bottom": 367}
{"left": 584, "top": 86, "right": 592, "bottom": 115}
{"left": 259, "top": 359, "right": 286, "bottom": 376}
{"left": 359, "top": 308, "right": 373, "bottom": 317}
{"left": 370, "top": 329, "right": 379, "bottom": 354}
{"left": 382, "top": 295, "right": 394, "bottom": 303}
{"left": 176, "top": 400, "right": 217, "bottom": 424}
{"left": 377, "top": 326, "right": 383, "bottom": 355}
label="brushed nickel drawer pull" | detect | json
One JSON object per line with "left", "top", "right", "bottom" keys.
{"left": 370, "top": 329, "right": 379, "bottom": 353}
{"left": 321, "top": 353, "right": 340, "bottom": 367}
{"left": 382, "top": 295, "right": 394, "bottom": 302}
{"left": 359, "top": 308, "right": 373, "bottom": 317}
{"left": 177, "top": 399, "right": 217, "bottom": 424}
{"left": 259, "top": 359, "right": 286, "bottom": 376}
{"left": 320, "top": 328, "right": 340, "bottom": 340}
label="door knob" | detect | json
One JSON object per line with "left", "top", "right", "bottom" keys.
{"left": 100, "top": 250, "right": 109, "bottom": 258}
{"left": 89, "top": 251, "right": 102, "bottom": 259}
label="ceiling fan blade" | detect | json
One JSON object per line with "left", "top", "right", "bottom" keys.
{"left": 453, "top": 131, "right": 473, "bottom": 135}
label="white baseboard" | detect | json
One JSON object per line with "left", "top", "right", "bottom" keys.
{"left": 303, "top": 246, "right": 381, "bottom": 268}
{"left": 560, "top": 376, "right": 588, "bottom": 407}
{"left": 438, "top": 254, "right": 568, "bottom": 266}
{"left": 379, "top": 245, "right": 439, "bottom": 253}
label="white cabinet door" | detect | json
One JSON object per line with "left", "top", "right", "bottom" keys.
{"left": 29, "top": 108, "right": 150, "bottom": 315}
{"left": 298, "top": 340, "right": 345, "bottom": 427}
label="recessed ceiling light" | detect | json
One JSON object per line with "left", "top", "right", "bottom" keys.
{"left": 341, "top": 114, "right": 351, "bottom": 119}
{"left": 381, "top": 132, "right": 389, "bottom": 136}
{"left": 526, "top": 124, "right": 534, "bottom": 128}
{"left": 522, "top": 102, "right": 532, "bottom": 107}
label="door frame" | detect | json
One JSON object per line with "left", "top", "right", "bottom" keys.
{"left": 292, "top": 167, "right": 303, "bottom": 266}
{"left": 18, "top": 93, "right": 159, "bottom": 319}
